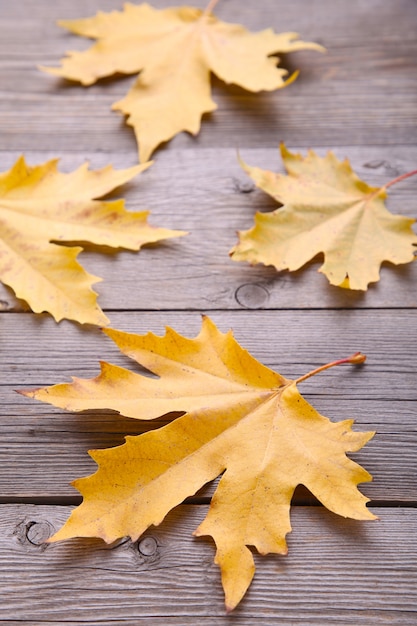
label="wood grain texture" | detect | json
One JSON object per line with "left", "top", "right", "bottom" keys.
{"left": 0, "top": 146, "right": 416, "bottom": 312}
{"left": 1, "top": 311, "right": 416, "bottom": 500}
{"left": 1, "top": 0, "right": 416, "bottom": 622}
{"left": 1, "top": 0, "right": 416, "bottom": 151}
{"left": 1, "top": 505, "right": 416, "bottom": 623}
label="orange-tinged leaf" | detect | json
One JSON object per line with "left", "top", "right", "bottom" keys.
{"left": 230, "top": 144, "right": 417, "bottom": 290}
{"left": 0, "top": 157, "right": 185, "bottom": 325}
{"left": 23, "top": 316, "right": 376, "bottom": 610}
{"left": 41, "top": 3, "right": 324, "bottom": 162}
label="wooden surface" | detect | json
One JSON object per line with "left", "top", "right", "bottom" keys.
{"left": 1, "top": 0, "right": 416, "bottom": 623}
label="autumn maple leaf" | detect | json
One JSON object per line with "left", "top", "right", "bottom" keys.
{"left": 230, "top": 144, "right": 417, "bottom": 290}
{"left": 23, "top": 316, "right": 375, "bottom": 611}
{"left": 0, "top": 157, "right": 185, "bottom": 325}
{"left": 41, "top": 2, "right": 324, "bottom": 162}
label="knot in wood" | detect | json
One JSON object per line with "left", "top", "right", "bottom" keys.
{"left": 232, "top": 177, "right": 255, "bottom": 193}
{"left": 137, "top": 536, "right": 158, "bottom": 557}
{"left": 25, "top": 520, "right": 54, "bottom": 546}
{"left": 235, "top": 283, "right": 270, "bottom": 309}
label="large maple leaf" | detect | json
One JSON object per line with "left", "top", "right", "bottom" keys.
{"left": 23, "top": 316, "right": 375, "bottom": 611}
{"left": 230, "top": 144, "right": 417, "bottom": 290}
{"left": 0, "top": 157, "right": 184, "bottom": 325}
{"left": 41, "top": 2, "right": 324, "bottom": 162}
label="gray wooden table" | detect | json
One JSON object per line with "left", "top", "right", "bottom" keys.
{"left": 1, "top": 0, "right": 416, "bottom": 623}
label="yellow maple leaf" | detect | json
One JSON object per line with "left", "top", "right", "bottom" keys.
{"left": 23, "top": 316, "right": 376, "bottom": 611}
{"left": 0, "top": 157, "right": 185, "bottom": 325}
{"left": 230, "top": 143, "right": 417, "bottom": 290}
{"left": 41, "top": 2, "right": 324, "bottom": 162}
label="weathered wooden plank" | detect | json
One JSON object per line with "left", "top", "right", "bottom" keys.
{"left": 2, "top": 397, "right": 414, "bottom": 501}
{"left": 3, "top": 310, "right": 416, "bottom": 392}
{"left": 3, "top": 620, "right": 415, "bottom": 626}
{"left": 1, "top": 310, "right": 416, "bottom": 500}
{"left": 0, "top": 146, "right": 416, "bottom": 312}
{"left": 0, "top": 0, "right": 415, "bottom": 622}
{"left": 0, "top": 407, "right": 414, "bottom": 501}
{"left": 2, "top": 0, "right": 416, "bottom": 40}
{"left": 3, "top": 0, "right": 416, "bottom": 68}
{"left": 0, "top": 1, "right": 415, "bottom": 624}
{"left": 0, "top": 0, "right": 416, "bottom": 152}
{"left": 2, "top": 505, "right": 416, "bottom": 623}
{"left": 1, "top": 86, "right": 415, "bottom": 152}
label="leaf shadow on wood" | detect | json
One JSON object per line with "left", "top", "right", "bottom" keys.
{"left": 41, "top": 72, "right": 137, "bottom": 95}
{"left": 52, "top": 239, "right": 182, "bottom": 256}
{"left": 42, "top": 504, "right": 215, "bottom": 571}
{"left": 210, "top": 78, "right": 284, "bottom": 138}
{"left": 233, "top": 253, "right": 417, "bottom": 306}
{"left": 0, "top": 283, "right": 31, "bottom": 312}
{"left": 248, "top": 505, "right": 377, "bottom": 579}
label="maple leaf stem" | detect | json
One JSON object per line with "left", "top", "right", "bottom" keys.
{"left": 295, "top": 352, "right": 366, "bottom": 385}
{"left": 203, "top": 0, "right": 221, "bottom": 18}
{"left": 383, "top": 168, "right": 417, "bottom": 190}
